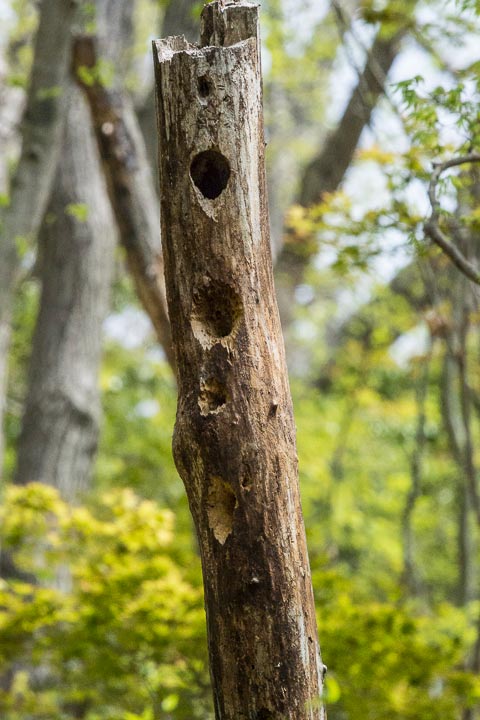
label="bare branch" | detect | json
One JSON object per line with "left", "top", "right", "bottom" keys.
{"left": 275, "top": 19, "right": 406, "bottom": 330}
{"left": 424, "top": 153, "right": 480, "bottom": 285}
{"left": 73, "top": 36, "right": 176, "bottom": 373}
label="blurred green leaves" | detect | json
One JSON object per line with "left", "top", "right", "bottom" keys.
{"left": 0, "top": 483, "right": 211, "bottom": 720}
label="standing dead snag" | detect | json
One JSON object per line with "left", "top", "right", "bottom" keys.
{"left": 153, "top": 2, "right": 324, "bottom": 718}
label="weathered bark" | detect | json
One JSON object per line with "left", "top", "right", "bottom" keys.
{"left": 0, "top": 0, "right": 78, "bottom": 475}
{"left": 153, "top": 4, "right": 324, "bottom": 718}
{"left": 14, "top": 93, "right": 115, "bottom": 500}
{"left": 73, "top": 36, "right": 175, "bottom": 372}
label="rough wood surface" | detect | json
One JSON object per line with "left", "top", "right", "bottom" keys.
{"left": 153, "top": 3, "right": 324, "bottom": 717}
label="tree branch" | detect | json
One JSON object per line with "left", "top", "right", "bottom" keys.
{"left": 299, "top": 27, "right": 405, "bottom": 206}
{"left": 73, "top": 36, "right": 176, "bottom": 373}
{"left": 424, "top": 153, "right": 480, "bottom": 285}
{"left": 275, "top": 20, "right": 406, "bottom": 330}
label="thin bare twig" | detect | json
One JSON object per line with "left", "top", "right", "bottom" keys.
{"left": 424, "top": 153, "right": 480, "bottom": 284}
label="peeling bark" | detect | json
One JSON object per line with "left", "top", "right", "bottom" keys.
{"left": 153, "top": 3, "right": 323, "bottom": 718}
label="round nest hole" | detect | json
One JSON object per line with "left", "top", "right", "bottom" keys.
{"left": 199, "top": 377, "right": 228, "bottom": 415}
{"left": 190, "top": 150, "right": 230, "bottom": 200}
{"left": 198, "top": 75, "right": 212, "bottom": 98}
{"left": 192, "top": 282, "right": 242, "bottom": 339}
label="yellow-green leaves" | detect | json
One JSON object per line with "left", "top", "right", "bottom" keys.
{"left": 0, "top": 484, "right": 210, "bottom": 720}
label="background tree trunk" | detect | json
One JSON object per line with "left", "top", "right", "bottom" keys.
{"left": 274, "top": 17, "right": 407, "bottom": 335}
{"left": 0, "top": 0, "right": 78, "bottom": 475}
{"left": 153, "top": 3, "right": 324, "bottom": 717}
{"left": 138, "top": 0, "right": 199, "bottom": 167}
{"left": 13, "top": 0, "right": 133, "bottom": 497}
{"left": 402, "top": 343, "right": 431, "bottom": 596}
{"left": 73, "top": 36, "right": 175, "bottom": 371}
{"left": 14, "top": 93, "right": 115, "bottom": 500}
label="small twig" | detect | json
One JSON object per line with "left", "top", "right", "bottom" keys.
{"left": 424, "top": 153, "right": 480, "bottom": 285}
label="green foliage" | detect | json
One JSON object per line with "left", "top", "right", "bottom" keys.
{"left": 36, "top": 85, "right": 63, "bottom": 101}
{"left": 97, "top": 340, "right": 180, "bottom": 501}
{"left": 65, "top": 202, "right": 89, "bottom": 223}
{"left": 5, "top": 0, "right": 37, "bottom": 89}
{"left": 0, "top": 484, "right": 211, "bottom": 720}
{"left": 394, "top": 76, "right": 480, "bottom": 154}
{"left": 76, "top": 59, "right": 115, "bottom": 89}
{"left": 79, "top": 2, "right": 97, "bottom": 35}
{"left": 1, "top": 482, "right": 478, "bottom": 719}
{"left": 317, "top": 577, "right": 479, "bottom": 719}
{"left": 3, "top": 277, "right": 39, "bottom": 480}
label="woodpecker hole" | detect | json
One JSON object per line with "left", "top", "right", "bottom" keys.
{"left": 206, "top": 476, "right": 237, "bottom": 545}
{"left": 191, "top": 282, "right": 242, "bottom": 342}
{"left": 256, "top": 710, "right": 275, "bottom": 720}
{"left": 190, "top": 150, "right": 230, "bottom": 200}
{"left": 241, "top": 472, "right": 253, "bottom": 492}
{"left": 268, "top": 402, "right": 278, "bottom": 419}
{"left": 198, "top": 75, "right": 212, "bottom": 98}
{"left": 198, "top": 378, "right": 228, "bottom": 415}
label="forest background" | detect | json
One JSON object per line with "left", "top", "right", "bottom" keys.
{"left": 1, "top": 0, "right": 480, "bottom": 718}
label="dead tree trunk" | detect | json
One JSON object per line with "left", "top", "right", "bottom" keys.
{"left": 153, "top": 3, "right": 324, "bottom": 718}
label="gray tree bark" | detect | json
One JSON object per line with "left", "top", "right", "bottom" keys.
{"left": 0, "top": 0, "right": 78, "bottom": 475}
{"left": 153, "top": 3, "right": 324, "bottom": 718}
{"left": 13, "top": 0, "right": 132, "bottom": 497}
{"left": 14, "top": 93, "right": 115, "bottom": 500}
